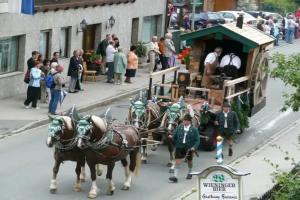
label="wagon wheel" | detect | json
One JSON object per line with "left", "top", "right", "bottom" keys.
{"left": 250, "top": 51, "right": 269, "bottom": 106}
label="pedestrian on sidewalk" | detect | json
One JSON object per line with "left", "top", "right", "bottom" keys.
{"left": 40, "top": 59, "right": 50, "bottom": 103}
{"left": 106, "top": 40, "right": 117, "bottom": 83}
{"left": 112, "top": 34, "right": 120, "bottom": 48}
{"left": 24, "top": 61, "right": 43, "bottom": 109}
{"left": 50, "top": 52, "right": 60, "bottom": 65}
{"left": 214, "top": 102, "right": 240, "bottom": 157}
{"left": 149, "top": 36, "right": 160, "bottom": 72}
{"left": 285, "top": 15, "right": 298, "bottom": 44}
{"left": 49, "top": 64, "right": 65, "bottom": 115}
{"left": 68, "top": 50, "right": 81, "bottom": 93}
{"left": 158, "top": 37, "right": 168, "bottom": 70}
{"left": 168, "top": 114, "right": 200, "bottom": 183}
{"left": 113, "top": 47, "right": 127, "bottom": 85}
{"left": 46, "top": 62, "right": 59, "bottom": 103}
{"left": 24, "top": 51, "right": 39, "bottom": 84}
{"left": 75, "top": 49, "right": 84, "bottom": 91}
{"left": 125, "top": 45, "right": 138, "bottom": 83}
{"left": 97, "top": 34, "right": 111, "bottom": 75}
{"left": 164, "top": 32, "right": 176, "bottom": 68}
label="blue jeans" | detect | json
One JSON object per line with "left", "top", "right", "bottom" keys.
{"left": 106, "top": 62, "right": 114, "bottom": 82}
{"left": 286, "top": 27, "right": 295, "bottom": 43}
{"left": 49, "top": 89, "right": 61, "bottom": 114}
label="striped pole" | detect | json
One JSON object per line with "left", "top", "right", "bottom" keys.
{"left": 216, "top": 136, "right": 223, "bottom": 164}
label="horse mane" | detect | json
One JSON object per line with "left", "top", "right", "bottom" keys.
{"left": 61, "top": 116, "right": 73, "bottom": 130}
{"left": 91, "top": 115, "right": 107, "bottom": 133}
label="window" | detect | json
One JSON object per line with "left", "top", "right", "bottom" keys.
{"left": 142, "top": 15, "right": 160, "bottom": 42}
{"left": 39, "top": 30, "right": 51, "bottom": 59}
{"left": 0, "top": 36, "right": 18, "bottom": 74}
{"left": 60, "top": 27, "right": 71, "bottom": 58}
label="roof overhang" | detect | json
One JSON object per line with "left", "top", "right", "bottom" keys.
{"left": 181, "top": 23, "right": 275, "bottom": 50}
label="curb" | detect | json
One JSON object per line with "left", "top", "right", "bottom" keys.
{"left": 5, "top": 77, "right": 174, "bottom": 137}
{"left": 175, "top": 118, "right": 300, "bottom": 200}
{"left": 9, "top": 87, "right": 146, "bottom": 136}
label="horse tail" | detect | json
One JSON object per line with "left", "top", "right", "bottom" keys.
{"left": 134, "top": 152, "right": 142, "bottom": 176}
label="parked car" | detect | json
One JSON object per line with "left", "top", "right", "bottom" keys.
{"left": 190, "top": 12, "right": 225, "bottom": 29}
{"left": 219, "top": 11, "right": 257, "bottom": 25}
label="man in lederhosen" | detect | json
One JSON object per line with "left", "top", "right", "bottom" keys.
{"left": 214, "top": 102, "right": 240, "bottom": 156}
{"left": 168, "top": 113, "right": 200, "bottom": 183}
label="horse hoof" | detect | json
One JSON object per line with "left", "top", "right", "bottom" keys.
{"left": 49, "top": 188, "right": 57, "bottom": 194}
{"left": 167, "top": 163, "right": 172, "bottom": 167}
{"left": 73, "top": 187, "right": 81, "bottom": 192}
{"left": 107, "top": 190, "right": 114, "bottom": 196}
{"left": 142, "top": 160, "right": 147, "bottom": 164}
{"left": 169, "top": 168, "right": 174, "bottom": 173}
{"left": 121, "top": 185, "right": 130, "bottom": 191}
{"left": 88, "top": 193, "right": 97, "bottom": 199}
{"left": 96, "top": 171, "right": 102, "bottom": 176}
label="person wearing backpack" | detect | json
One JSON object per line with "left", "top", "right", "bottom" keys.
{"left": 48, "top": 64, "right": 65, "bottom": 115}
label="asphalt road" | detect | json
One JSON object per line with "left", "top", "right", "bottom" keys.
{"left": 0, "top": 41, "right": 300, "bottom": 200}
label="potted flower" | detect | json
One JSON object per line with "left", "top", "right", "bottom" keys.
{"left": 135, "top": 42, "right": 147, "bottom": 64}
{"left": 178, "top": 47, "right": 191, "bottom": 69}
{"left": 86, "top": 50, "right": 101, "bottom": 73}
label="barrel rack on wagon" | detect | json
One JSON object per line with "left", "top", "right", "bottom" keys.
{"left": 147, "top": 23, "right": 274, "bottom": 151}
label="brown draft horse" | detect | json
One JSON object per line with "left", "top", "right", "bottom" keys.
{"left": 47, "top": 114, "right": 86, "bottom": 193}
{"left": 76, "top": 114, "right": 141, "bottom": 199}
{"left": 127, "top": 99, "right": 161, "bottom": 163}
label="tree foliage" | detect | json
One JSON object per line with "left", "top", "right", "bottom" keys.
{"left": 263, "top": 0, "right": 299, "bottom": 14}
{"left": 270, "top": 53, "right": 300, "bottom": 112}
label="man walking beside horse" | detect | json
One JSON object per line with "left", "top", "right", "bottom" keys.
{"left": 168, "top": 113, "right": 200, "bottom": 183}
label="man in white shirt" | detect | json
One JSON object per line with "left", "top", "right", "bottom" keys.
{"left": 202, "top": 47, "right": 222, "bottom": 87}
{"left": 106, "top": 41, "right": 117, "bottom": 83}
{"left": 220, "top": 53, "right": 241, "bottom": 79}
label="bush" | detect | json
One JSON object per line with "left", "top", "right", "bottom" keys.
{"left": 135, "top": 42, "right": 147, "bottom": 57}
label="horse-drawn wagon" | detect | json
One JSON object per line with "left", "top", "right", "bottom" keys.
{"left": 131, "top": 23, "right": 275, "bottom": 154}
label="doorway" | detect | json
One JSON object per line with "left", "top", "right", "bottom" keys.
{"left": 82, "top": 23, "right": 101, "bottom": 52}
{"left": 131, "top": 18, "right": 139, "bottom": 45}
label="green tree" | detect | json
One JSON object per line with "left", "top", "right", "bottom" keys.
{"left": 263, "top": 0, "right": 299, "bottom": 14}
{"left": 269, "top": 53, "right": 300, "bottom": 112}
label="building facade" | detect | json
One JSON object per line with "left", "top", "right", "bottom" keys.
{"left": 0, "top": 0, "right": 167, "bottom": 99}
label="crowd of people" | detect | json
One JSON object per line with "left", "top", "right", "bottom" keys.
{"left": 23, "top": 32, "right": 178, "bottom": 115}
{"left": 257, "top": 10, "right": 300, "bottom": 45}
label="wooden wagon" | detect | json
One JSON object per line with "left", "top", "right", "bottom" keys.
{"left": 147, "top": 23, "right": 275, "bottom": 150}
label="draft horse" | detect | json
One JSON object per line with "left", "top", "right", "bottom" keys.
{"left": 127, "top": 98, "right": 161, "bottom": 163}
{"left": 47, "top": 113, "right": 86, "bottom": 193}
{"left": 76, "top": 114, "right": 141, "bottom": 199}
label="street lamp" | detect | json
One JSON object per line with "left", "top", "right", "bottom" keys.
{"left": 106, "top": 16, "right": 115, "bottom": 29}
{"left": 77, "top": 19, "right": 88, "bottom": 34}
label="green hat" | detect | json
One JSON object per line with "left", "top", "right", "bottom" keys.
{"left": 183, "top": 113, "right": 192, "bottom": 121}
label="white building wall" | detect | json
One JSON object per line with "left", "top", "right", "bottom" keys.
{"left": 0, "top": 0, "right": 167, "bottom": 99}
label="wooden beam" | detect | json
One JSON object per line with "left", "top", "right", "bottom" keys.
{"left": 224, "top": 76, "right": 249, "bottom": 87}
{"left": 186, "top": 86, "right": 210, "bottom": 92}
{"left": 225, "top": 89, "right": 250, "bottom": 100}
{"left": 150, "top": 66, "right": 180, "bottom": 78}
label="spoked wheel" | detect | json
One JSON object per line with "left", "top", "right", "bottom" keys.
{"left": 250, "top": 52, "right": 269, "bottom": 107}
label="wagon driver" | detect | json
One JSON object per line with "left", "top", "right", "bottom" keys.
{"left": 202, "top": 47, "right": 222, "bottom": 87}
{"left": 214, "top": 102, "right": 240, "bottom": 156}
{"left": 168, "top": 113, "right": 200, "bottom": 183}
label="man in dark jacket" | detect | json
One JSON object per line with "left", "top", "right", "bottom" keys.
{"left": 214, "top": 102, "right": 240, "bottom": 156}
{"left": 97, "top": 34, "right": 111, "bottom": 74}
{"left": 27, "top": 51, "right": 39, "bottom": 71}
{"left": 168, "top": 113, "right": 200, "bottom": 183}
{"left": 50, "top": 52, "right": 60, "bottom": 65}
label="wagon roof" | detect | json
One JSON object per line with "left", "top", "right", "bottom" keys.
{"left": 181, "top": 23, "right": 275, "bottom": 49}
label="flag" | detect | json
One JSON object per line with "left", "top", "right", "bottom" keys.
{"left": 21, "top": 0, "right": 34, "bottom": 15}
{"left": 5, "top": 0, "right": 34, "bottom": 15}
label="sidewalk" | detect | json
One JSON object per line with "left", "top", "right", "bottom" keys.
{"left": 177, "top": 120, "right": 300, "bottom": 200}
{"left": 0, "top": 67, "right": 176, "bottom": 137}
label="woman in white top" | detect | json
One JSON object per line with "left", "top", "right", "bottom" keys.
{"left": 24, "top": 61, "right": 43, "bottom": 109}
{"left": 149, "top": 36, "right": 160, "bottom": 72}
